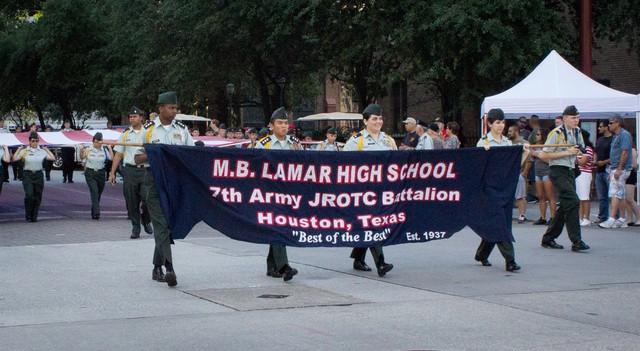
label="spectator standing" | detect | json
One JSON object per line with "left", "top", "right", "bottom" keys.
{"left": 508, "top": 126, "right": 531, "bottom": 223}
{"left": 599, "top": 114, "right": 634, "bottom": 229}
{"left": 593, "top": 120, "right": 613, "bottom": 223}
{"left": 427, "top": 124, "right": 445, "bottom": 149}
{"left": 399, "top": 117, "right": 419, "bottom": 150}
{"left": 540, "top": 105, "right": 589, "bottom": 252}
{"left": 528, "top": 128, "right": 556, "bottom": 225}
{"left": 415, "top": 121, "right": 434, "bottom": 150}
{"left": 60, "top": 120, "right": 75, "bottom": 183}
{"left": 517, "top": 116, "right": 531, "bottom": 141}
{"left": 576, "top": 130, "right": 594, "bottom": 226}
{"left": 444, "top": 121, "right": 461, "bottom": 149}
{"left": 623, "top": 147, "right": 640, "bottom": 226}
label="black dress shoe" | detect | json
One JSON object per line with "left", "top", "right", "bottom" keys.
{"left": 266, "top": 269, "right": 283, "bottom": 278}
{"left": 506, "top": 261, "right": 521, "bottom": 272}
{"left": 541, "top": 240, "right": 564, "bottom": 249}
{"left": 152, "top": 267, "right": 165, "bottom": 282}
{"left": 353, "top": 260, "right": 372, "bottom": 271}
{"left": 571, "top": 240, "right": 590, "bottom": 252}
{"left": 68, "top": 180, "right": 74, "bottom": 183}
{"left": 164, "top": 270, "right": 177, "bottom": 286}
{"left": 475, "top": 257, "right": 492, "bottom": 266}
{"left": 92, "top": 215, "right": 100, "bottom": 220}
{"left": 143, "top": 222, "right": 153, "bottom": 234}
{"left": 377, "top": 263, "right": 393, "bottom": 277}
{"left": 282, "top": 266, "right": 298, "bottom": 282}
{"left": 130, "top": 232, "right": 140, "bottom": 239}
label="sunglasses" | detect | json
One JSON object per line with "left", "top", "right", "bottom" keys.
{"left": 29, "top": 139, "right": 39, "bottom": 142}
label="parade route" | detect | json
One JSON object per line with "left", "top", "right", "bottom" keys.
{"left": 1, "top": 171, "right": 639, "bottom": 350}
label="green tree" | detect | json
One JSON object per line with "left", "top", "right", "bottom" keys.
{"left": 397, "top": 0, "right": 572, "bottom": 125}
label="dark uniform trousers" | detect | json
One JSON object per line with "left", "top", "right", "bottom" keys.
{"left": 22, "top": 170, "right": 44, "bottom": 221}
{"left": 350, "top": 246, "right": 385, "bottom": 267}
{"left": 84, "top": 168, "right": 105, "bottom": 217}
{"left": 142, "top": 168, "right": 172, "bottom": 266}
{"left": 123, "top": 166, "right": 151, "bottom": 235}
{"left": 543, "top": 166, "right": 582, "bottom": 244}
{"left": 0, "top": 164, "right": 4, "bottom": 195}
{"left": 475, "top": 241, "right": 515, "bottom": 263}
{"left": 267, "top": 244, "right": 289, "bottom": 272}
{"left": 61, "top": 147, "right": 74, "bottom": 181}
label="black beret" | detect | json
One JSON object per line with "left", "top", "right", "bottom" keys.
{"left": 248, "top": 128, "right": 258, "bottom": 134}
{"left": 194, "top": 140, "right": 205, "bottom": 147}
{"left": 303, "top": 131, "right": 313, "bottom": 138}
{"left": 93, "top": 132, "right": 103, "bottom": 141}
{"left": 428, "top": 123, "right": 440, "bottom": 132}
{"left": 219, "top": 123, "right": 226, "bottom": 129}
{"left": 417, "top": 120, "right": 429, "bottom": 128}
{"left": 130, "top": 106, "right": 145, "bottom": 115}
{"left": 326, "top": 127, "right": 337, "bottom": 134}
{"left": 362, "top": 104, "right": 382, "bottom": 115}
{"left": 271, "top": 107, "right": 288, "bottom": 120}
{"left": 563, "top": 105, "right": 579, "bottom": 116}
{"left": 29, "top": 132, "right": 39, "bottom": 140}
{"left": 434, "top": 117, "right": 444, "bottom": 123}
{"left": 487, "top": 108, "right": 505, "bottom": 121}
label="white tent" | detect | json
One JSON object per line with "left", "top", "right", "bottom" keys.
{"left": 481, "top": 50, "right": 639, "bottom": 119}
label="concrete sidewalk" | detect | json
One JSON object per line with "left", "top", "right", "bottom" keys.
{"left": 1, "top": 195, "right": 639, "bottom": 350}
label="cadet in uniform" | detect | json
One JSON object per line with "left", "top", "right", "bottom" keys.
{"left": 474, "top": 108, "right": 521, "bottom": 272}
{"left": 314, "top": 127, "right": 340, "bottom": 151}
{"left": 255, "top": 107, "right": 300, "bottom": 281}
{"left": 540, "top": 105, "right": 590, "bottom": 252}
{"left": 343, "top": 104, "right": 395, "bottom": 277}
{"left": 134, "top": 92, "right": 194, "bottom": 287}
{"left": 81, "top": 133, "right": 113, "bottom": 219}
{"left": 109, "top": 107, "right": 153, "bottom": 238}
{"left": 12, "top": 132, "right": 55, "bottom": 222}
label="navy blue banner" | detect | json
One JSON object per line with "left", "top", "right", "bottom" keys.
{"left": 145, "top": 144, "right": 522, "bottom": 247}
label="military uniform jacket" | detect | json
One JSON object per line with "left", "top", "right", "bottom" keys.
{"left": 19, "top": 147, "right": 48, "bottom": 171}
{"left": 476, "top": 132, "right": 512, "bottom": 147}
{"left": 255, "top": 134, "right": 301, "bottom": 150}
{"left": 114, "top": 127, "right": 146, "bottom": 166}
{"left": 542, "top": 125, "right": 584, "bottom": 168}
{"left": 343, "top": 129, "right": 397, "bottom": 151}
{"left": 416, "top": 133, "right": 434, "bottom": 150}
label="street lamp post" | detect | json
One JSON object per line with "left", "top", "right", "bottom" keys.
{"left": 226, "top": 83, "right": 235, "bottom": 126}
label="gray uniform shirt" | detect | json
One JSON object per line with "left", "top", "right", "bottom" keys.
{"left": 135, "top": 119, "right": 195, "bottom": 164}
{"left": 476, "top": 132, "right": 512, "bottom": 147}
{"left": 19, "top": 147, "right": 48, "bottom": 171}
{"left": 255, "top": 135, "right": 301, "bottom": 151}
{"left": 542, "top": 126, "right": 584, "bottom": 168}
{"left": 114, "top": 128, "right": 145, "bottom": 166}
{"left": 343, "top": 129, "right": 397, "bottom": 151}
{"left": 416, "top": 133, "right": 434, "bottom": 150}
{"left": 84, "top": 146, "right": 108, "bottom": 170}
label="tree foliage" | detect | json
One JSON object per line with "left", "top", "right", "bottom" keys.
{"left": 1, "top": 0, "right": 624, "bottom": 131}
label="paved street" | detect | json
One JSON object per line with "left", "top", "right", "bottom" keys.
{"left": 1, "top": 170, "right": 639, "bottom": 350}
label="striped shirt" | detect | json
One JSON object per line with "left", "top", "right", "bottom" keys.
{"left": 577, "top": 146, "right": 594, "bottom": 173}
